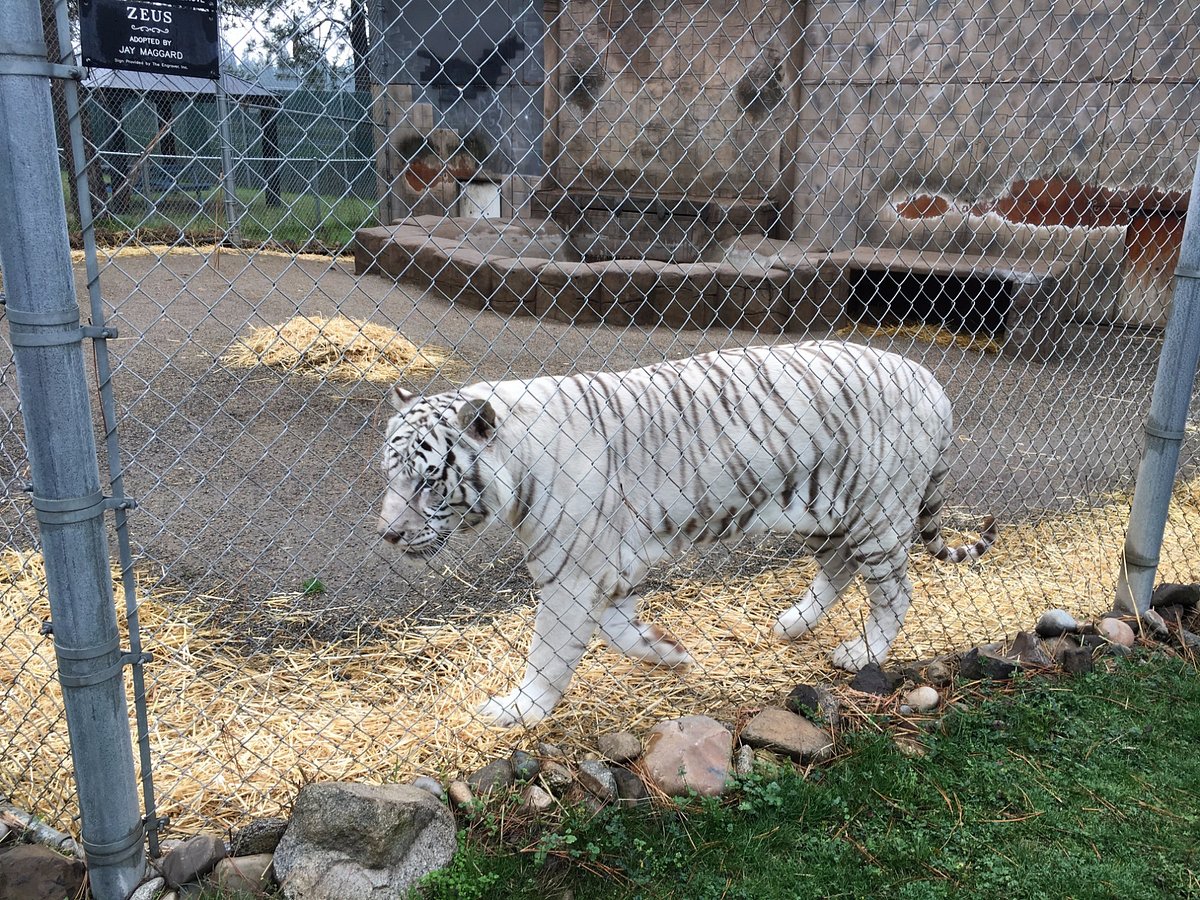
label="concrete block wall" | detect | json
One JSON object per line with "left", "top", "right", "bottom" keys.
{"left": 549, "top": 0, "right": 796, "bottom": 204}
{"left": 784, "top": 0, "right": 1198, "bottom": 325}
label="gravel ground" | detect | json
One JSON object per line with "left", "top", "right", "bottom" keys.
{"left": 2, "top": 246, "right": 1194, "bottom": 639}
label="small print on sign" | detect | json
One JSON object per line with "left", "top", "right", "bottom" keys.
{"left": 81, "top": 0, "right": 220, "bottom": 80}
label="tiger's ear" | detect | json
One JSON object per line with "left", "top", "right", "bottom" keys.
{"left": 457, "top": 398, "right": 497, "bottom": 439}
{"left": 390, "top": 385, "right": 417, "bottom": 411}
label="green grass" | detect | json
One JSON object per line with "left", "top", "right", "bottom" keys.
{"left": 420, "top": 655, "right": 1200, "bottom": 900}
{"left": 73, "top": 184, "right": 379, "bottom": 254}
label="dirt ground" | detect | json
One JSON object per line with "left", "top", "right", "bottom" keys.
{"left": 1, "top": 246, "right": 1192, "bottom": 636}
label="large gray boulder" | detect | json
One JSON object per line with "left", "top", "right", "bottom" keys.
{"left": 0, "top": 845, "right": 86, "bottom": 900}
{"left": 272, "top": 782, "right": 456, "bottom": 900}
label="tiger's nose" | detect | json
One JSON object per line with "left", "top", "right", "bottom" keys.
{"left": 378, "top": 520, "right": 403, "bottom": 544}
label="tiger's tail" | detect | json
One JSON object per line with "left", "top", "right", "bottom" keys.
{"left": 917, "top": 466, "right": 997, "bottom": 563}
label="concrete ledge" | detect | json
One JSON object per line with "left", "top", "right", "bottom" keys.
{"left": 355, "top": 219, "right": 1084, "bottom": 357}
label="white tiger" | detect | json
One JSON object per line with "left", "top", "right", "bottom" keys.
{"left": 378, "top": 341, "right": 996, "bottom": 727}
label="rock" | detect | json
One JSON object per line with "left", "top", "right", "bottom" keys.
{"left": 577, "top": 761, "right": 617, "bottom": 801}
{"left": 892, "top": 734, "right": 928, "bottom": 758}
{"left": 1035, "top": 609, "right": 1079, "bottom": 638}
{"left": 784, "top": 684, "right": 821, "bottom": 717}
{"left": 1009, "top": 631, "right": 1054, "bottom": 668}
{"left": 520, "top": 784, "right": 554, "bottom": 816}
{"left": 898, "top": 704, "right": 914, "bottom": 715}
{"left": 610, "top": 767, "right": 650, "bottom": 806}
{"left": 0, "top": 849, "right": 87, "bottom": 900}
{"left": 510, "top": 751, "right": 541, "bottom": 783}
{"left": 536, "top": 742, "right": 566, "bottom": 759}
{"left": 446, "top": 781, "right": 474, "bottom": 810}
{"left": 1041, "top": 635, "right": 1078, "bottom": 664}
{"left": 272, "top": 782, "right": 456, "bottom": 900}
{"left": 0, "top": 845, "right": 87, "bottom": 900}
{"left": 231, "top": 817, "right": 289, "bottom": 856}
{"left": 539, "top": 761, "right": 573, "bottom": 794}
{"left": 904, "top": 686, "right": 940, "bottom": 713}
{"left": 212, "top": 854, "right": 274, "bottom": 895}
{"left": 1098, "top": 617, "right": 1136, "bottom": 647}
{"left": 850, "top": 663, "right": 899, "bottom": 696}
{"left": 0, "top": 824, "right": 8, "bottom": 845}
{"left": 734, "top": 744, "right": 755, "bottom": 778}
{"left": 959, "top": 647, "right": 1019, "bottom": 680}
{"left": 739, "top": 707, "right": 834, "bottom": 762}
{"left": 1061, "top": 646, "right": 1094, "bottom": 674}
{"left": 160, "top": 892, "right": 179, "bottom": 900}
{"left": 129, "top": 876, "right": 166, "bottom": 900}
{"left": 597, "top": 731, "right": 642, "bottom": 764}
{"left": 922, "top": 659, "right": 953, "bottom": 685}
{"left": 467, "top": 759, "right": 514, "bottom": 795}
{"left": 1151, "top": 583, "right": 1200, "bottom": 609}
{"left": 787, "top": 684, "right": 842, "bottom": 727}
{"left": 900, "top": 657, "right": 954, "bottom": 686}
{"left": 1157, "top": 605, "right": 1187, "bottom": 627}
{"left": 816, "top": 687, "right": 842, "bottom": 729}
{"left": 410, "top": 776, "right": 445, "bottom": 800}
{"left": 1100, "top": 643, "right": 1134, "bottom": 658}
{"left": 1078, "top": 633, "right": 1106, "bottom": 651}
{"left": 1138, "top": 608, "right": 1169, "bottom": 639}
{"left": 642, "top": 715, "right": 733, "bottom": 797}
{"left": 160, "top": 834, "right": 228, "bottom": 888}
{"left": 1176, "top": 628, "right": 1200, "bottom": 652}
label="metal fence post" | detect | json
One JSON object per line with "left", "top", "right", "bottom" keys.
{"left": 0, "top": 2, "right": 147, "bottom": 898}
{"left": 1116, "top": 147, "right": 1200, "bottom": 614}
{"left": 215, "top": 74, "right": 242, "bottom": 241}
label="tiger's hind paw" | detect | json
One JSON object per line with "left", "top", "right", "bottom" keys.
{"left": 599, "top": 617, "right": 693, "bottom": 668}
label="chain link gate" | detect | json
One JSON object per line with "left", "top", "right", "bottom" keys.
{"left": 2, "top": 0, "right": 1199, "bottom": 853}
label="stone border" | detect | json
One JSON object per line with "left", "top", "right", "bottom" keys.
{"left": 356, "top": 217, "right": 1084, "bottom": 359}
{"left": 355, "top": 218, "right": 849, "bottom": 335}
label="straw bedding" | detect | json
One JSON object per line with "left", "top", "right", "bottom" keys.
{"left": 835, "top": 323, "right": 1003, "bottom": 355}
{"left": 220, "top": 315, "right": 455, "bottom": 383}
{"left": 4, "top": 479, "right": 1200, "bottom": 836}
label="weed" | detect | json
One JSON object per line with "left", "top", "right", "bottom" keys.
{"left": 416, "top": 657, "right": 1200, "bottom": 900}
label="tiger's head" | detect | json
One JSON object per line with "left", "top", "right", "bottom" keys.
{"left": 377, "top": 385, "right": 511, "bottom": 558}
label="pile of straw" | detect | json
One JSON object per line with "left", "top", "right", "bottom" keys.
{"left": 836, "top": 323, "right": 1003, "bottom": 355}
{"left": 4, "top": 481, "right": 1200, "bottom": 837}
{"left": 221, "top": 315, "right": 455, "bottom": 383}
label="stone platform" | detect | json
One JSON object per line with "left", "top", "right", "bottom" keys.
{"left": 355, "top": 217, "right": 1079, "bottom": 359}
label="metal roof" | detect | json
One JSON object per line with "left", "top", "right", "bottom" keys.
{"left": 82, "top": 68, "right": 278, "bottom": 99}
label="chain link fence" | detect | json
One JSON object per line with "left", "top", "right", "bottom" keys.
{"left": 2, "top": 0, "right": 1199, "bottom": 845}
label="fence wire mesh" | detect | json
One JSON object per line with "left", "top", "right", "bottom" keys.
{"left": 2, "top": 0, "right": 1199, "bottom": 840}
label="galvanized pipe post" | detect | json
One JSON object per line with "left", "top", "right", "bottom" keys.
{"left": 0, "top": 3, "right": 147, "bottom": 898}
{"left": 1116, "top": 147, "right": 1200, "bottom": 613}
{"left": 215, "top": 73, "right": 242, "bottom": 241}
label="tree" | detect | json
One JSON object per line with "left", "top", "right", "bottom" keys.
{"left": 238, "top": 0, "right": 371, "bottom": 92}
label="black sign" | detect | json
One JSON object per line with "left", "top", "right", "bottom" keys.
{"left": 81, "top": 0, "right": 220, "bottom": 80}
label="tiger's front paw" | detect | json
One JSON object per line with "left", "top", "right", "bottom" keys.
{"left": 477, "top": 689, "right": 556, "bottom": 728}
{"left": 830, "top": 637, "right": 880, "bottom": 673}
{"left": 773, "top": 603, "right": 819, "bottom": 640}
